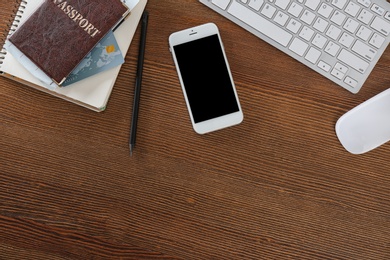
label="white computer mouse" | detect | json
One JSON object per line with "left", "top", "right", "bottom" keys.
{"left": 336, "top": 88, "right": 390, "bottom": 154}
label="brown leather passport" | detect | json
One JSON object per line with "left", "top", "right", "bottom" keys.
{"left": 9, "top": 0, "right": 129, "bottom": 85}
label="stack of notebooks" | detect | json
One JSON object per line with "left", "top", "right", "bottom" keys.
{"left": 0, "top": 0, "right": 148, "bottom": 112}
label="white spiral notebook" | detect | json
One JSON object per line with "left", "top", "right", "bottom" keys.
{"left": 0, "top": 0, "right": 148, "bottom": 112}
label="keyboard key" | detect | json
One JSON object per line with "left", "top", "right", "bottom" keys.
{"left": 261, "top": 4, "right": 277, "bottom": 18}
{"left": 249, "top": 0, "right": 265, "bottom": 11}
{"left": 301, "top": 10, "right": 316, "bottom": 25}
{"left": 338, "top": 49, "right": 369, "bottom": 73}
{"left": 331, "top": 10, "right": 346, "bottom": 26}
{"left": 345, "top": 2, "right": 361, "bottom": 17}
{"left": 313, "top": 17, "right": 329, "bottom": 33}
{"left": 357, "top": 0, "right": 372, "bottom": 8}
{"left": 287, "top": 19, "right": 302, "bottom": 33}
{"left": 352, "top": 40, "right": 377, "bottom": 61}
{"left": 344, "top": 77, "right": 358, "bottom": 88}
{"left": 274, "top": 11, "right": 289, "bottom": 26}
{"left": 249, "top": 0, "right": 264, "bottom": 11}
{"left": 358, "top": 9, "right": 374, "bottom": 24}
{"left": 312, "top": 33, "right": 327, "bottom": 48}
{"left": 289, "top": 38, "right": 309, "bottom": 56}
{"left": 275, "top": 0, "right": 289, "bottom": 10}
{"left": 299, "top": 26, "right": 315, "bottom": 41}
{"left": 325, "top": 41, "right": 340, "bottom": 56}
{"left": 339, "top": 32, "right": 355, "bottom": 48}
{"left": 227, "top": 1, "right": 293, "bottom": 47}
{"left": 385, "top": 12, "right": 390, "bottom": 21}
{"left": 288, "top": 3, "right": 303, "bottom": 17}
{"left": 331, "top": 68, "right": 345, "bottom": 79}
{"left": 370, "top": 17, "right": 390, "bottom": 36}
{"left": 326, "top": 25, "right": 342, "bottom": 40}
{"left": 369, "top": 33, "right": 385, "bottom": 49}
{"left": 332, "top": 0, "right": 347, "bottom": 10}
{"left": 305, "top": 0, "right": 321, "bottom": 11}
{"left": 334, "top": 62, "right": 348, "bottom": 74}
{"left": 318, "top": 3, "right": 334, "bottom": 18}
{"left": 318, "top": 61, "right": 331, "bottom": 72}
{"left": 212, "top": 0, "right": 231, "bottom": 10}
{"left": 371, "top": 4, "right": 385, "bottom": 16}
{"left": 344, "top": 18, "right": 360, "bottom": 34}
{"left": 305, "top": 47, "right": 321, "bottom": 64}
{"left": 356, "top": 25, "right": 372, "bottom": 41}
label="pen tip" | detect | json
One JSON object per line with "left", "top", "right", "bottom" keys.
{"left": 130, "top": 144, "right": 133, "bottom": 156}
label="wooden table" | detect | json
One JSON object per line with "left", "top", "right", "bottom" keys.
{"left": 1, "top": 0, "right": 389, "bottom": 259}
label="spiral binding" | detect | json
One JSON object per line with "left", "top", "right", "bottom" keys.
{"left": 0, "top": 0, "right": 27, "bottom": 66}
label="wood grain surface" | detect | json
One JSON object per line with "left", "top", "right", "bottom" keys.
{"left": 1, "top": 0, "right": 390, "bottom": 259}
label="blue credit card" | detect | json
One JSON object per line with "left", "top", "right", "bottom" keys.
{"left": 62, "top": 31, "right": 124, "bottom": 86}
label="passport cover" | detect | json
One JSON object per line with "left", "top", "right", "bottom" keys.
{"left": 9, "top": 0, "right": 129, "bottom": 85}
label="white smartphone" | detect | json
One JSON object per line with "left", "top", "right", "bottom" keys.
{"left": 169, "top": 23, "right": 243, "bottom": 134}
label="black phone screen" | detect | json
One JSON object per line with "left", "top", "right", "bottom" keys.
{"left": 173, "top": 34, "right": 239, "bottom": 123}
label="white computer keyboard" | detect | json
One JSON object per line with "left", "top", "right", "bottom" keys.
{"left": 199, "top": 0, "right": 390, "bottom": 93}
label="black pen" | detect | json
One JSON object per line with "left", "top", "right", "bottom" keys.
{"left": 130, "top": 11, "right": 148, "bottom": 156}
